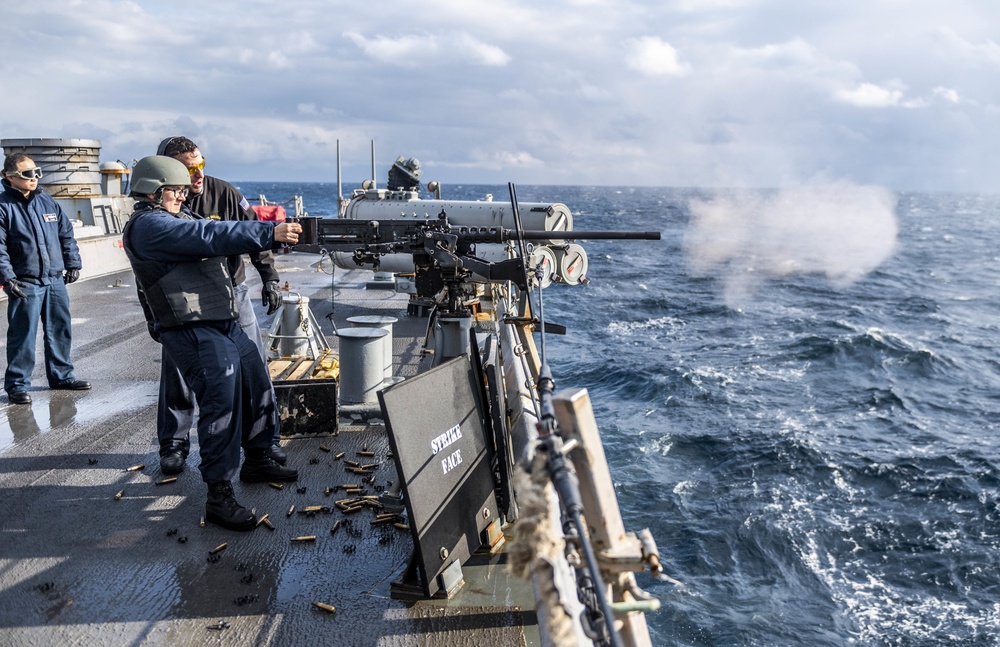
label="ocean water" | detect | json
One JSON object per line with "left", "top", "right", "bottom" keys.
{"left": 239, "top": 181, "right": 1000, "bottom": 646}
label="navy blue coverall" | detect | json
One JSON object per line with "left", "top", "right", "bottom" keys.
{"left": 0, "top": 180, "right": 83, "bottom": 394}
{"left": 124, "top": 204, "right": 279, "bottom": 484}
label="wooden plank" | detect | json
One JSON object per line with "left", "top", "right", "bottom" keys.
{"left": 287, "top": 358, "right": 318, "bottom": 381}
{"left": 268, "top": 359, "right": 292, "bottom": 380}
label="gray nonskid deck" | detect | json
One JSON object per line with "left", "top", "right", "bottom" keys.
{"left": 0, "top": 253, "right": 536, "bottom": 646}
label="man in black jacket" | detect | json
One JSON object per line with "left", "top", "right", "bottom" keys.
{"left": 154, "top": 136, "right": 286, "bottom": 474}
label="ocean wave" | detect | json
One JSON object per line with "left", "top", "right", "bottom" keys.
{"left": 783, "top": 328, "right": 952, "bottom": 378}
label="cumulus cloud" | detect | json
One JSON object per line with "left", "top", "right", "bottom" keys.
{"left": 343, "top": 30, "right": 509, "bottom": 67}
{"left": 624, "top": 36, "right": 691, "bottom": 77}
{"left": 933, "top": 86, "right": 960, "bottom": 103}
{"left": 343, "top": 31, "right": 436, "bottom": 64}
{"left": 835, "top": 82, "right": 904, "bottom": 108}
{"left": 454, "top": 33, "right": 511, "bottom": 66}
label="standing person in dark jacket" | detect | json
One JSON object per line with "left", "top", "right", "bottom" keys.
{"left": 153, "top": 136, "right": 285, "bottom": 475}
{"left": 123, "top": 155, "right": 300, "bottom": 530}
{"left": 0, "top": 153, "right": 90, "bottom": 405}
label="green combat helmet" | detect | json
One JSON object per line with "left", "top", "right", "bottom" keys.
{"left": 130, "top": 155, "right": 191, "bottom": 196}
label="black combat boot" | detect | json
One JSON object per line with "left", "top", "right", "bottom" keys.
{"left": 205, "top": 481, "right": 256, "bottom": 531}
{"left": 239, "top": 448, "right": 298, "bottom": 483}
{"left": 268, "top": 443, "right": 288, "bottom": 465}
{"left": 159, "top": 450, "right": 185, "bottom": 475}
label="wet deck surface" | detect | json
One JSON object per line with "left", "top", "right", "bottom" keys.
{"left": 0, "top": 253, "right": 536, "bottom": 646}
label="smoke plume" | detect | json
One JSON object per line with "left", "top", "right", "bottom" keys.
{"left": 684, "top": 180, "right": 898, "bottom": 308}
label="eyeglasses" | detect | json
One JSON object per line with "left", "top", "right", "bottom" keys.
{"left": 8, "top": 168, "right": 43, "bottom": 180}
{"left": 186, "top": 159, "right": 206, "bottom": 176}
{"left": 162, "top": 186, "right": 190, "bottom": 198}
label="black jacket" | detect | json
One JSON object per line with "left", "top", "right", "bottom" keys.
{"left": 185, "top": 176, "right": 279, "bottom": 285}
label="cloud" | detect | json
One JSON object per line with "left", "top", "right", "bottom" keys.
{"left": 343, "top": 30, "right": 509, "bottom": 67}
{"left": 624, "top": 36, "right": 691, "bottom": 77}
{"left": 454, "top": 33, "right": 511, "bottom": 67}
{"left": 932, "top": 86, "right": 960, "bottom": 103}
{"left": 834, "top": 82, "right": 905, "bottom": 108}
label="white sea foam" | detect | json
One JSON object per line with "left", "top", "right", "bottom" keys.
{"left": 607, "top": 315, "right": 684, "bottom": 335}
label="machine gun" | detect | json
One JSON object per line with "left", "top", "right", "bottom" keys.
{"left": 298, "top": 211, "right": 660, "bottom": 318}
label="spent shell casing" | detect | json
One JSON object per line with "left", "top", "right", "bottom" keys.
{"left": 319, "top": 444, "right": 331, "bottom": 453}
{"left": 291, "top": 535, "right": 317, "bottom": 542}
{"left": 331, "top": 520, "right": 342, "bottom": 536}
{"left": 324, "top": 487, "right": 332, "bottom": 497}
{"left": 287, "top": 505, "right": 296, "bottom": 517}
{"left": 114, "top": 490, "right": 124, "bottom": 501}
{"left": 393, "top": 523, "right": 410, "bottom": 531}
{"left": 255, "top": 513, "right": 270, "bottom": 528}
{"left": 360, "top": 463, "right": 379, "bottom": 470}
{"left": 344, "top": 460, "right": 360, "bottom": 467}
{"left": 312, "top": 601, "right": 336, "bottom": 613}
{"left": 334, "top": 452, "right": 345, "bottom": 460}
{"left": 209, "top": 543, "right": 228, "bottom": 555}
{"left": 303, "top": 505, "right": 323, "bottom": 513}
{"left": 357, "top": 451, "right": 376, "bottom": 457}
{"left": 262, "top": 518, "right": 275, "bottom": 530}
{"left": 156, "top": 477, "right": 177, "bottom": 485}
{"left": 125, "top": 463, "right": 146, "bottom": 472}
{"left": 200, "top": 517, "right": 206, "bottom": 527}
{"left": 268, "top": 482, "right": 285, "bottom": 490}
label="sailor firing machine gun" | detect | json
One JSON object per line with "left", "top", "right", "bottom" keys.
{"left": 295, "top": 171, "right": 670, "bottom": 647}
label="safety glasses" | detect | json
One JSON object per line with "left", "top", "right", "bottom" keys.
{"left": 186, "top": 160, "right": 206, "bottom": 176}
{"left": 8, "top": 168, "right": 43, "bottom": 180}
{"left": 162, "top": 186, "right": 190, "bottom": 198}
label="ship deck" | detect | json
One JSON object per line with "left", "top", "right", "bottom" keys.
{"left": 0, "top": 252, "right": 537, "bottom": 646}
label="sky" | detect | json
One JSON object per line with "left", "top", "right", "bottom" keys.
{"left": 1, "top": 0, "right": 999, "bottom": 192}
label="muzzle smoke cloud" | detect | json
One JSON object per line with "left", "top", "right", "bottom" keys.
{"left": 684, "top": 181, "right": 899, "bottom": 308}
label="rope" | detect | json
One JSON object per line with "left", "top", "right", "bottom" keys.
{"left": 509, "top": 450, "right": 577, "bottom": 646}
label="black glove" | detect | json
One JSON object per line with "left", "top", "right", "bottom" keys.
{"left": 3, "top": 279, "right": 26, "bottom": 299}
{"left": 64, "top": 269, "right": 80, "bottom": 284}
{"left": 146, "top": 322, "right": 161, "bottom": 343}
{"left": 262, "top": 280, "right": 282, "bottom": 315}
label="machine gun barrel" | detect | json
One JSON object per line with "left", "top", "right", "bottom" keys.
{"left": 510, "top": 230, "right": 661, "bottom": 241}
